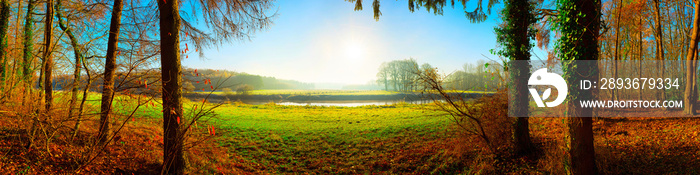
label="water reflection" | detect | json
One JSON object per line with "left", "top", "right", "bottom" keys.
{"left": 245, "top": 100, "right": 435, "bottom": 107}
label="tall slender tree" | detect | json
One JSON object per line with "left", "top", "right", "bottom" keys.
{"left": 42, "top": 0, "right": 54, "bottom": 113}
{"left": 23, "top": 0, "right": 37, "bottom": 149}
{"left": 684, "top": 1, "right": 699, "bottom": 115}
{"left": 613, "top": 0, "right": 622, "bottom": 101}
{"left": 97, "top": 0, "right": 124, "bottom": 144}
{"left": 55, "top": 0, "right": 84, "bottom": 132}
{"left": 22, "top": 0, "right": 35, "bottom": 89}
{"left": 495, "top": 0, "right": 536, "bottom": 154}
{"left": 0, "top": 0, "right": 10, "bottom": 90}
{"left": 158, "top": 0, "right": 184, "bottom": 172}
{"left": 157, "top": 0, "right": 274, "bottom": 173}
{"left": 652, "top": 0, "right": 665, "bottom": 101}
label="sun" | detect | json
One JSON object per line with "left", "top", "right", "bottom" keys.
{"left": 342, "top": 40, "right": 366, "bottom": 61}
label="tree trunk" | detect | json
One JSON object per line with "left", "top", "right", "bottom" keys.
{"left": 684, "top": 1, "right": 700, "bottom": 115}
{"left": 562, "top": 0, "right": 600, "bottom": 173}
{"left": 638, "top": 17, "right": 643, "bottom": 100}
{"left": 74, "top": 56, "right": 92, "bottom": 138}
{"left": 42, "top": 0, "right": 54, "bottom": 113}
{"left": 38, "top": 57, "right": 44, "bottom": 93}
{"left": 393, "top": 74, "right": 397, "bottom": 91}
{"left": 158, "top": 0, "right": 185, "bottom": 172}
{"left": 56, "top": 0, "right": 82, "bottom": 124}
{"left": 22, "top": 0, "right": 34, "bottom": 88}
{"left": 22, "top": 0, "right": 36, "bottom": 149}
{"left": 613, "top": 0, "right": 621, "bottom": 101}
{"left": 14, "top": 0, "right": 22, "bottom": 74}
{"left": 384, "top": 76, "right": 387, "bottom": 90}
{"left": 98, "top": 0, "right": 124, "bottom": 144}
{"left": 509, "top": 0, "right": 533, "bottom": 155}
{"left": 567, "top": 116, "right": 596, "bottom": 175}
{"left": 0, "top": 0, "right": 10, "bottom": 90}
{"left": 653, "top": 0, "right": 665, "bottom": 101}
{"left": 685, "top": 50, "right": 698, "bottom": 114}
{"left": 0, "top": 0, "right": 8, "bottom": 86}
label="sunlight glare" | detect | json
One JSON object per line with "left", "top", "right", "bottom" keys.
{"left": 343, "top": 40, "right": 366, "bottom": 61}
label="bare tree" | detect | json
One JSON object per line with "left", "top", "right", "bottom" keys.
{"left": 97, "top": 0, "right": 125, "bottom": 144}
{"left": 684, "top": 1, "right": 699, "bottom": 115}
{"left": 415, "top": 63, "right": 511, "bottom": 154}
{"left": 55, "top": 0, "right": 83, "bottom": 131}
{"left": 42, "top": 0, "right": 54, "bottom": 113}
{"left": 652, "top": 0, "right": 665, "bottom": 101}
{"left": 157, "top": 0, "right": 274, "bottom": 173}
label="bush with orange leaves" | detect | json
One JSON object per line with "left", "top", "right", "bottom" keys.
{"left": 415, "top": 64, "right": 513, "bottom": 155}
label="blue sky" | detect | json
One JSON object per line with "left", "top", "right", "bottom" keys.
{"left": 183, "top": 0, "right": 532, "bottom": 85}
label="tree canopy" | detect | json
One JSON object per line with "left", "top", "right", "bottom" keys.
{"left": 345, "top": 0, "right": 496, "bottom": 22}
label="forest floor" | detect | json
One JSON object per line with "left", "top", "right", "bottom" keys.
{"left": 1, "top": 96, "right": 700, "bottom": 174}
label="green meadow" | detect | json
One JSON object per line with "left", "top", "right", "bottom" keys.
{"left": 69, "top": 91, "right": 468, "bottom": 174}
{"left": 208, "top": 103, "right": 454, "bottom": 173}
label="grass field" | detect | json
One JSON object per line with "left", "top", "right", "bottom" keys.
{"left": 206, "top": 103, "right": 462, "bottom": 174}
{"left": 4, "top": 91, "right": 700, "bottom": 174}
{"left": 3, "top": 92, "right": 471, "bottom": 174}
{"left": 101, "top": 90, "right": 486, "bottom": 174}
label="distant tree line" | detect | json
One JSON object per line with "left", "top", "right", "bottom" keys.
{"left": 51, "top": 68, "right": 314, "bottom": 93}
{"left": 341, "top": 83, "right": 382, "bottom": 90}
{"left": 376, "top": 58, "right": 420, "bottom": 91}
{"left": 443, "top": 60, "right": 501, "bottom": 91}
{"left": 376, "top": 58, "right": 501, "bottom": 92}
{"left": 182, "top": 68, "right": 314, "bottom": 91}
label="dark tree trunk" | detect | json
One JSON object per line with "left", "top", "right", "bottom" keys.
{"left": 22, "top": 0, "right": 36, "bottom": 149}
{"left": 638, "top": 17, "right": 643, "bottom": 100}
{"left": 653, "top": 0, "right": 665, "bottom": 101}
{"left": 158, "top": 0, "right": 184, "bottom": 172}
{"left": 613, "top": 0, "right": 621, "bottom": 101}
{"left": 22, "top": 0, "right": 34, "bottom": 86}
{"left": 568, "top": 116, "right": 596, "bottom": 175}
{"left": 42, "top": 0, "right": 54, "bottom": 113}
{"left": 565, "top": 0, "right": 600, "bottom": 173}
{"left": 509, "top": 0, "right": 533, "bottom": 155}
{"left": 98, "top": 0, "right": 124, "bottom": 144}
{"left": 0, "top": 0, "right": 10, "bottom": 88}
{"left": 684, "top": 2, "right": 700, "bottom": 115}
{"left": 56, "top": 0, "right": 82, "bottom": 125}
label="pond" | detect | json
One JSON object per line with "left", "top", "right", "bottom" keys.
{"left": 244, "top": 100, "right": 436, "bottom": 107}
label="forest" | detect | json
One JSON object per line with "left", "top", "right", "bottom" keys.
{"left": 0, "top": 0, "right": 699, "bottom": 174}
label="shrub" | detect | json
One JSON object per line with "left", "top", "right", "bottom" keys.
{"left": 221, "top": 88, "right": 233, "bottom": 95}
{"left": 416, "top": 64, "right": 513, "bottom": 154}
{"left": 472, "top": 91, "right": 513, "bottom": 153}
{"left": 236, "top": 84, "right": 254, "bottom": 95}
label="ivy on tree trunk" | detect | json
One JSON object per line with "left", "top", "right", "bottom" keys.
{"left": 555, "top": 0, "right": 600, "bottom": 173}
